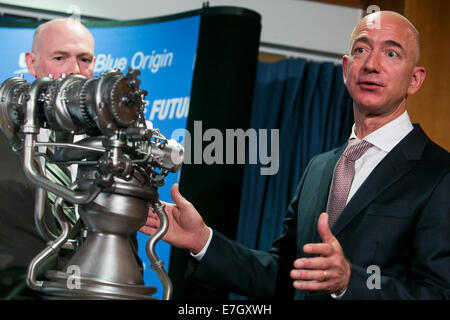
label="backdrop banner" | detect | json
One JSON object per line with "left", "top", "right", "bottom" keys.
{"left": 0, "top": 14, "right": 200, "bottom": 299}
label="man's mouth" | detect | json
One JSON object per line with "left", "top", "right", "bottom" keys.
{"left": 357, "top": 81, "right": 384, "bottom": 90}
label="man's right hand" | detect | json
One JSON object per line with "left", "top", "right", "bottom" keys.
{"left": 139, "top": 183, "right": 210, "bottom": 254}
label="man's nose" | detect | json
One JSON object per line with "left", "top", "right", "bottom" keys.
{"left": 66, "top": 57, "right": 81, "bottom": 76}
{"left": 363, "top": 52, "right": 381, "bottom": 73}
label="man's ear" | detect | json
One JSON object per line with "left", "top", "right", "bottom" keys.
{"left": 342, "top": 55, "right": 349, "bottom": 85}
{"left": 25, "top": 52, "right": 37, "bottom": 77}
{"left": 408, "top": 66, "right": 426, "bottom": 96}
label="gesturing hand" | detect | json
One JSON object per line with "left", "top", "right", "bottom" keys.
{"left": 290, "top": 212, "right": 351, "bottom": 295}
{"left": 139, "top": 183, "right": 210, "bottom": 254}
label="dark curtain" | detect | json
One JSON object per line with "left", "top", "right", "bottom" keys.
{"left": 236, "top": 57, "right": 354, "bottom": 255}
{"left": 0, "top": 15, "right": 41, "bottom": 24}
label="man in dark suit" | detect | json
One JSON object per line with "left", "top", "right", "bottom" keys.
{"left": 0, "top": 18, "right": 96, "bottom": 299}
{"left": 0, "top": 136, "right": 47, "bottom": 299}
{"left": 140, "top": 11, "right": 449, "bottom": 299}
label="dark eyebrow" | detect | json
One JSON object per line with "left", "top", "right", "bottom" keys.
{"left": 352, "top": 36, "right": 370, "bottom": 49}
{"left": 384, "top": 40, "right": 404, "bottom": 51}
{"left": 51, "top": 51, "right": 93, "bottom": 57}
{"left": 352, "top": 37, "right": 405, "bottom": 52}
{"left": 78, "top": 52, "right": 94, "bottom": 58}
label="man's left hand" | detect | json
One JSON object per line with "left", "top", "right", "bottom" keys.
{"left": 290, "top": 212, "right": 351, "bottom": 295}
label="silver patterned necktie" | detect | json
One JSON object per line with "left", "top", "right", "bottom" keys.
{"left": 326, "top": 139, "right": 372, "bottom": 227}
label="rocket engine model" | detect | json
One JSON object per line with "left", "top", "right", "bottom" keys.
{"left": 0, "top": 69, "right": 183, "bottom": 299}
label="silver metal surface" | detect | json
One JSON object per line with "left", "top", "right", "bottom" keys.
{"left": 23, "top": 133, "right": 102, "bottom": 205}
{"left": 146, "top": 202, "right": 173, "bottom": 300}
{"left": 27, "top": 197, "right": 71, "bottom": 291}
{"left": 0, "top": 69, "right": 182, "bottom": 299}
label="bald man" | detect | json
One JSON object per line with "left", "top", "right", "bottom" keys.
{"left": 25, "top": 18, "right": 95, "bottom": 79}
{"left": 140, "top": 11, "right": 450, "bottom": 299}
{"left": 0, "top": 18, "right": 140, "bottom": 299}
{"left": 0, "top": 18, "right": 96, "bottom": 300}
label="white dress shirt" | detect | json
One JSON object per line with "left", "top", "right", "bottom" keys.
{"left": 345, "top": 111, "right": 414, "bottom": 204}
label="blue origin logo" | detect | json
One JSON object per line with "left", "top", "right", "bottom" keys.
{"left": 94, "top": 49, "right": 174, "bottom": 74}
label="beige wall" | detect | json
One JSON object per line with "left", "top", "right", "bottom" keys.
{"left": 403, "top": 0, "right": 450, "bottom": 151}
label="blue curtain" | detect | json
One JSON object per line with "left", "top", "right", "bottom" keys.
{"left": 236, "top": 58, "right": 353, "bottom": 254}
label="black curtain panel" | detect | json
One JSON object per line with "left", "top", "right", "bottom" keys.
{"left": 170, "top": 7, "right": 261, "bottom": 300}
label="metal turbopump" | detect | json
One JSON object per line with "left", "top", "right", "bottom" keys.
{"left": 0, "top": 69, "right": 183, "bottom": 299}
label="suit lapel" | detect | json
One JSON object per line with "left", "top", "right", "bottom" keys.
{"left": 331, "top": 124, "right": 428, "bottom": 236}
{"left": 318, "top": 146, "right": 344, "bottom": 208}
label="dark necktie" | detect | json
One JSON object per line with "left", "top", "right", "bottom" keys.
{"left": 326, "top": 139, "right": 372, "bottom": 227}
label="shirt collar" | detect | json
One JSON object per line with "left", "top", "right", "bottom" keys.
{"left": 349, "top": 111, "right": 414, "bottom": 153}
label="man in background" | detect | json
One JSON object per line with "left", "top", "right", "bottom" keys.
{"left": 0, "top": 18, "right": 141, "bottom": 299}
{"left": 0, "top": 18, "right": 96, "bottom": 299}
